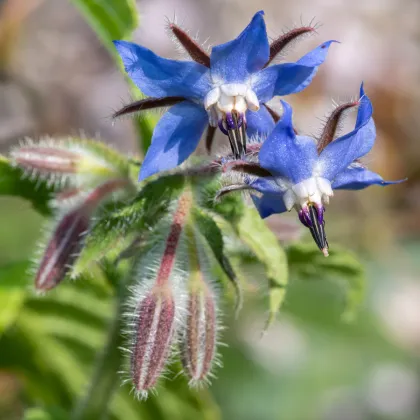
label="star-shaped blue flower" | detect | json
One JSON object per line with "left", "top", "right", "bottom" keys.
{"left": 217, "top": 84, "right": 404, "bottom": 255}
{"left": 114, "top": 11, "right": 336, "bottom": 180}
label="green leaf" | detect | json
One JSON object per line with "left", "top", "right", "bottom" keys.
{"left": 192, "top": 208, "right": 242, "bottom": 313}
{"left": 287, "top": 242, "right": 366, "bottom": 322}
{"left": 0, "top": 158, "right": 53, "bottom": 215}
{"left": 24, "top": 407, "right": 69, "bottom": 420}
{"left": 235, "top": 206, "right": 288, "bottom": 330}
{"left": 0, "top": 261, "right": 30, "bottom": 335}
{"left": 70, "top": 0, "right": 157, "bottom": 154}
{"left": 74, "top": 175, "right": 186, "bottom": 276}
{"left": 70, "top": 0, "right": 137, "bottom": 56}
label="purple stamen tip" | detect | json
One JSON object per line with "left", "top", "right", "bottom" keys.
{"left": 226, "top": 112, "right": 235, "bottom": 130}
{"left": 315, "top": 204, "right": 325, "bottom": 224}
{"left": 298, "top": 209, "right": 312, "bottom": 228}
{"left": 218, "top": 119, "right": 228, "bottom": 135}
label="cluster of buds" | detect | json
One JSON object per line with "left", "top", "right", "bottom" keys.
{"left": 10, "top": 137, "right": 134, "bottom": 291}
{"left": 125, "top": 192, "right": 221, "bottom": 398}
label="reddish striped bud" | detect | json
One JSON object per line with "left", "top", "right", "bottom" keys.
{"left": 34, "top": 179, "right": 130, "bottom": 291}
{"left": 35, "top": 207, "right": 89, "bottom": 291}
{"left": 10, "top": 138, "right": 131, "bottom": 188}
{"left": 181, "top": 285, "right": 218, "bottom": 385}
{"left": 11, "top": 146, "right": 79, "bottom": 174}
{"left": 131, "top": 288, "right": 176, "bottom": 398}
{"left": 126, "top": 191, "right": 193, "bottom": 398}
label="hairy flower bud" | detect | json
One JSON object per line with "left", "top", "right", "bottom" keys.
{"left": 181, "top": 285, "right": 217, "bottom": 385}
{"left": 131, "top": 288, "right": 176, "bottom": 398}
{"left": 34, "top": 179, "right": 130, "bottom": 291}
{"left": 35, "top": 207, "right": 89, "bottom": 291}
{"left": 126, "top": 190, "right": 193, "bottom": 398}
{"left": 10, "top": 138, "right": 131, "bottom": 188}
{"left": 11, "top": 146, "right": 80, "bottom": 175}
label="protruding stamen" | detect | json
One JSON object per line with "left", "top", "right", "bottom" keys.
{"left": 222, "top": 111, "right": 247, "bottom": 158}
{"left": 169, "top": 24, "right": 210, "bottom": 67}
{"left": 306, "top": 204, "right": 328, "bottom": 255}
{"left": 298, "top": 208, "right": 312, "bottom": 228}
{"left": 218, "top": 119, "right": 228, "bottom": 136}
{"left": 265, "top": 25, "right": 317, "bottom": 67}
{"left": 113, "top": 97, "right": 185, "bottom": 119}
{"left": 317, "top": 100, "right": 359, "bottom": 153}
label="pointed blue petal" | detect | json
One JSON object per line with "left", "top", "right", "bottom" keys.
{"left": 356, "top": 82, "right": 369, "bottom": 129}
{"left": 114, "top": 40, "right": 211, "bottom": 101}
{"left": 253, "top": 41, "right": 336, "bottom": 102}
{"left": 247, "top": 177, "right": 284, "bottom": 194}
{"left": 332, "top": 166, "right": 406, "bottom": 190}
{"left": 251, "top": 193, "right": 287, "bottom": 218}
{"left": 210, "top": 11, "right": 269, "bottom": 83}
{"left": 245, "top": 106, "right": 275, "bottom": 139}
{"left": 139, "top": 102, "right": 207, "bottom": 180}
{"left": 258, "top": 101, "right": 317, "bottom": 184}
{"left": 318, "top": 85, "right": 375, "bottom": 180}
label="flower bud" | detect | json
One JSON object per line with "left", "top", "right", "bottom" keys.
{"left": 11, "top": 145, "right": 80, "bottom": 175}
{"left": 34, "top": 179, "right": 130, "bottom": 291}
{"left": 181, "top": 285, "right": 218, "bottom": 385}
{"left": 10, "top": 138, "right": 130, "bottom": 188}
{"left": 126, "top": 190, "right": 193, "bottom": 398}
{"left": 131, "top": 288, "right": 176, "bottom": 398}
{"left": 35, "top": 208, "right": 89, "bottom": 291}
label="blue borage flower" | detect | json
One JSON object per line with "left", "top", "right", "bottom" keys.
{"left": 216, "top": 84, "right": 405, "bottom": 255}
{"left": 113, "top": 11, "right": 336, "bottom": 180}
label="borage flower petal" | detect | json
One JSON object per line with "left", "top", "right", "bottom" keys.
{"left": 253, "top": 41, "right": 336, "bottom": 102}
{"left": 215, "top": 84, "right": 405, "bottom": 255}
{"left": 210, "top": 10, "right": 269, "bottom": 83}
{"left": 245, "top": 106, "right": 275, "bottom": 139}
{"left": 139, "top": 102, "right": 208, "bottom": 180}
{"left": 332, "top": 166, "right": 405, "bottom": 190}
{"left": 251, "top": 193, "right": 287, "bottom": 218}
{"left": 316, "top": 84, "right": 375, "bottom": 180}
{"left": 114, "top": 12, "right": 336, "bottom": 179}
{"left": 258, "top": 101, "right": 317, "bottom": 183}
{"left": 113, "top": 40, "right": 211, "bottom": 101}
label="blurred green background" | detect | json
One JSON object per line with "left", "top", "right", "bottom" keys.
{"left": 1, "top": 0, "right": 419, "bottom": 419}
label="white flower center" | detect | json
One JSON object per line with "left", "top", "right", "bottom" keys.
{"left": 204, "top": 83, "right": 260, "bottom": 126}
{"left": 281, "top": 177, "right": 333, "bottom": 211}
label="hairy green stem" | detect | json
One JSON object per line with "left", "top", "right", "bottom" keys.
{"left": 70, "top": 267, "right": 130, "bottom": 420}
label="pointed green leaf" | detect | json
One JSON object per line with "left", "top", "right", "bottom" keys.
{"left": 287, "top": 243, "right": 365, "bottom": 322}
{"left": 0, "top": 157, "right": 53, "bottom": 214}
{"left": 192, "top": 208, "right": 242, "bottom": 313}
{"left": 235, "top": 207, "right": 288, "bottom": 329}
{"left": 70, "top": 0, "right": 137, "bottom": 56}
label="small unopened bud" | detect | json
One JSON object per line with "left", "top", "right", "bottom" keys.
{"left": 125, "top": 190, "right": 193, "bottom": 397}
{"left": 181, "top": 285, "right": 218, "bottom": 385}
{"left": 35, "top": 208, "right": 89, "bottom": 291}
{"left": 34, "top": 179, "right": 130, "bottom": 290}
{"left": 10, "top": 138, "right": 130, "bottom": 188}
{"left": 131, "top": 289, "right": 176, "bottom": 398}
{"left": 11, "top": 146, "right": 79, "bottom": 174}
